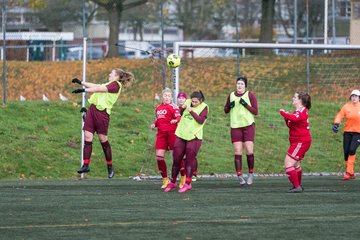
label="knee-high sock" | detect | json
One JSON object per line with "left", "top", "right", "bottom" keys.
{"left": 286, "top": 166, "right": 299, "bottom": 188}
{"left": 246, "top": 154, "right": 254, "bottom": 173}
{"left": 180, "top": 158, "right": 186, "bottom": 176}
{"left": 295, "top": 165, "right": 302, "bottom": 185}
{"left": 184, "top": 151, "right": 196, "bottom": 184}
{"left": 180, "top": 159, "right": 186, "bottom": 176}
{"left": 234, "top": 154, "right": 242, "bottom": 175}
{"left": 193, "top": 158, "right": 198, "bottom": 175}
{"left": 83, "top": 141, "right": 92, "bottom": 165}
{"left": 101, "top": 141, "right": 112, "bottom": 166}
{"left": 156, "top": 155, "right": 167, "bottom": 178}
{"left": 347, "top": 155, "right": 356, "bottom": 175}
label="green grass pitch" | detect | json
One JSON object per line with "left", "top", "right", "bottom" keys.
{"left": 1, "top": 176, "right": 360, "bottom": 239}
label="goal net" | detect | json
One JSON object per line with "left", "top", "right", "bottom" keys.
{"left": 140, "top": 42, "right": 360, "bottom": 177}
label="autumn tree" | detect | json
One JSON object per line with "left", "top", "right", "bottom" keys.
{"left": 259, "top": 0, "right": 275, "bottom": 43}
{"left": 168, "top": 0, "right": 230, "bottom": 40}
{"left": 26, "top": 0, "right": 97, "bottom": 31}
{"left": 277, "top": 0, "right": 325, "bottom": 41}
{"left": 90, "top": 0, "right": 147, "bottom": 58}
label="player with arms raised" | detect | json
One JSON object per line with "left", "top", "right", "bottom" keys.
{"left": 72, "top": 68, "right": 135, "bottom": 178}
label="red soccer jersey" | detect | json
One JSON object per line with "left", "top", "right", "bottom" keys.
{"left": 154, "top": 103, "right": 181, "bottom": 132}
{"left": 280, "top": 107, "right": 311, "bottom": 141}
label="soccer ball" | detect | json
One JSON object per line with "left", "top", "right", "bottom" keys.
{"left": 166, "top": 54, "right": 181, "bottom": 68}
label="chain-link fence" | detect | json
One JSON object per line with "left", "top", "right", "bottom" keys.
{"left": 0, "top": 0, "right": 359, "bottom": 103}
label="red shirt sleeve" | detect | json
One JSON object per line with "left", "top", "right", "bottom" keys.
{"left": 106, "top": 81, "right": 120, "bottom": 93}
{"left": 280, "top": 108, "right": 307, "bottom": 122}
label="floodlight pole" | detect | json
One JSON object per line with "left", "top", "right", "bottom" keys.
{"left": 235, "top": 0, "right": 240, "bottom": 78}
{"left": 331, "top": 0, "right": 336, "bottom": 44}
{"left": 173, "top": 43, "right": 180, "bottom": 105}
{"left": 80, "top": 0, "right": 87, "bottom": 178}
{"left": 294, "top": 0, "right": 297, "bottom": 43}
{"left": 306, "top": 0, "right": 310, "bottom": 93}
{"left": 2, "top": 0, "right": 6, "bottom": 107}
{"left": 160, "top": 0, "right": 166, "bottom": 89}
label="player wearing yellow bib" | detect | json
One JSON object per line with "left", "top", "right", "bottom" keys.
{"left": 72, "top": 68, "right": 135, "bottom": 178}
{"left": 165, "top": 91, "right": 209, "bottom": 193}
{"left": 224, "top": 76, "right": 258, "bottom": 186}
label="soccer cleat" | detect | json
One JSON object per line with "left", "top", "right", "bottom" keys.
{"left": 287, "top": 186, "right": 303, "bottom": 193}
{"left": 247, "top": 173, "right": 254, "bottom": 185}
{"left": 237, "top": 174, "right": 246, "bottom": 186}
{"left": 289, "top": 185, "right": 304, "bottom": 192}
{"left": 178, "top": 183, "right": 192, "bottom": 193}
{"left": 161, "top": 178, "right": 171, "bottom": 189}
{"left": 179, "top": 176, "right": 186, "bottom": 189}
{"left": 164, "top": 182, "right": 177, "bottom": 192}
{"left": 77, "top": 165, "right": 90, "bottom": 174}
{"left": 342, "top": 172, "right": 356, "bottom": 181}
{"left": 192, "top": 175, "right": 197, "bottom": 182}
{"left": 107, "top": 166, "right": 114, "bottom": 179}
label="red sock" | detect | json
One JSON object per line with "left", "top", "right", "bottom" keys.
{"left": 295, "top": 166, "right": 302, "bottom": 185}
{"left": 156, "top": 155, "right": 167, "bottom": 178}
{"left": 286, "top": 166, "right": 299, "bottom": 188}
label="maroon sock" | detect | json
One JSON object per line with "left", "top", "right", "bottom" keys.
{"left": 234, "top": 154, "right": 242, "bottom": 175}
{"left": 101, "top": 141, "right": 112, "bottom": 166}
{"left": 193, "top": 158, "right": 198, "bottom": 175}
{"left": 180, "top": 159, "right": 186, "bottom": 176}
{"left": 295, "top": 166, "right": 302, "bottom": 185}
{"left": 247, "top": 154, "right": 254, "bottom": 173}
{"left": 186, "top": 176, "right": 192, "bottom": 185}
{"left": 83, "top": 141, "right": 92, "bottom": 165}
{"left": 286, "top": 166, "right": 299, "bottom": 188}
{"left": 156, "top": 155, "right": 167, "bottom": 178}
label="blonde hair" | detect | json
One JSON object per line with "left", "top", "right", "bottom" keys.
{"left": 162, "top": 87, "right": 172, "bottom": 96}
{"left": 114, "top": 68, "right": 135, "bottom": 88}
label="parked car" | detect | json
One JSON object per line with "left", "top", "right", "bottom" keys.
{"left": 66, "top": 46, "right": 104, "bottom": 61}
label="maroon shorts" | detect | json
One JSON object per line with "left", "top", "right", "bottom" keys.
{"left": 83, "top": 104, "right": 110, "bottom": 135}
{"left": 287, "top": 140, "right": 312, "bottom": 161}
{"left": 155, "top": 131, "right": 176, "bottom": 150}
{"left": 231, "top": 123, "right": 255, "bottom": 142}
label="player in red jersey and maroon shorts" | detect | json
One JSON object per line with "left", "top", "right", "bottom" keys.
{"left": 72, "top": 68, "right": 135, "bottom": 178}
{"left": 280, "top": 91, "right": 312, "bottom": 193}
{"left": 224, "top": 76, "right": 258, "bottom": 186}
{"left": 151, "top": 88, "right": 181, "bottom": 189}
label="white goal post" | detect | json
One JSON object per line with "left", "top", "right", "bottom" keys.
{"left": 171, "top": 42, "right": 360, "bottom": 104}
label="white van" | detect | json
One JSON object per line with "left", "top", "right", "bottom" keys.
{"left": 118, "top": 41, "right": 154, "bottom": 59}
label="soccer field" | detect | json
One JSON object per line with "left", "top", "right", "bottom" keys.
{"left": 1, "top": 176, "right": 360, "bottom": 240}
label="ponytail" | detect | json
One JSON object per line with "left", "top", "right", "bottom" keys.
{"left": 297, "top": 91, "right": 311, "bottom": 110}
{"left": 190, "top": 90, "right": 205, "bottom": 102}
{"left": 114, "top": 68, "right": 135, "bottom": 88}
